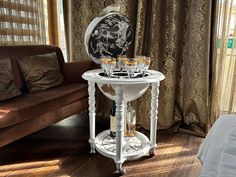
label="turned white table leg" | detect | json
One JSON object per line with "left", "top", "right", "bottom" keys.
{"left": 88, "top": 81, "right": 96, "bottom": 154}
{"left": 114, "top": 85, "right": 126, "bottom": 175}
{"left": 150, "top": 82, "right": 160, "bottom": 155}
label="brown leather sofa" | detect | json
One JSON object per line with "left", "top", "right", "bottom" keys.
{"left": 0, "top": 45, "right": 97, "bottom": 148}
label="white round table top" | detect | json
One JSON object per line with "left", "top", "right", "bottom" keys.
{"left": 82, "top": 69, "right": 165, "bottom": 84}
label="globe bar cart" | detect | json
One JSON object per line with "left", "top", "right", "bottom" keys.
{"left": 82, "top": 69, "right": 165, "bottom": 175}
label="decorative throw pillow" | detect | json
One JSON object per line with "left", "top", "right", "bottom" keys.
{"left": 0, "top": 58, "right": 21, "bottom": 101}
{"left": 18, "top": 52, "right": 65, "bottom": 93}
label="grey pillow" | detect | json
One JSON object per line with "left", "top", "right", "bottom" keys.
{"left": 18, "top": 52, "right": 65, "bottom": 93}
{"left": 0, "top": 58, "right": 21, "bottom": 101}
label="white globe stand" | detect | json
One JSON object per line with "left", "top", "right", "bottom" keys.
{"left": 82, "top": 69, "right": 165, "bottom": 175}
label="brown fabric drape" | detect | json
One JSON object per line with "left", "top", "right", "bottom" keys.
{"left": 63, "top": 0, "right": 213, "bottom": 135}
{"left": 113, "top": 0, "right": 213, "bottom": 135}
{"left": 134, "top": 0, "right": 212, "bottom": 135}
{"left": 47, "top": 0, "right": 59, "bottom": 46}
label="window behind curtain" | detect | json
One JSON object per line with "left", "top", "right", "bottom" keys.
{"left": 217, "top": 0, "right": 236, "bottom": 113}
{"left": 0, "top": 0, "right": 47, "bottom": 45}
{"left": 211, "top": 0, "right": 236, "bottom": 121}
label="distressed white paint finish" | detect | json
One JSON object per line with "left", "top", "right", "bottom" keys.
{"left": 150, "top": 82, "right": 160, "bottom": 155}
{"left": 114, "top": 85, "right": 125, "bottom": 171}
{"left": 88, "top": 81, "right": 96, "bottom": 154}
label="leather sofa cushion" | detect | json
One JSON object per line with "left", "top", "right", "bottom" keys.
{"left": 0, "top": 58, "right": 21, "bottom": 101}
{"left": 18, "top": 52, "right": 65, "bottom": 93}
{"left": 0, "top": 84, "right": 88, "bottom": 128}
{"left": 0, "top": 45, "right": 66, "bottom": 91}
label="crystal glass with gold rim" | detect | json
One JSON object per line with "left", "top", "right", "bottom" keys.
{"left": 125, "top": 58, "right": 137, "bottom": 78}
{"left": 106, "top": 58, "right": 116, "bottom": 77}
{"left": 136, "top": 56, "right": 150, "bottom": 77}
{"left": 117, "top": 55, "right": 128, "bottom": 72}
{"left": 100, "top": 56, "right": 112, "bottom": 76}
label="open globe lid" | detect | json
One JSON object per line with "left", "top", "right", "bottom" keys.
{"left": 84, "top": 11, "right": 133, "bottom": 64}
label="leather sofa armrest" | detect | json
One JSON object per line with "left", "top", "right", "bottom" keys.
{"left": 62, "top": 60, "right": 99, "bottom": 84}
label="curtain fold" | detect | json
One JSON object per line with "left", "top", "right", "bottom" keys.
{"left": 134, "top": 0, "right": 212, "bottom": 135}
{"left": 47, "top": 0, "right": 59, "bottom": 46}
{"left": 210, "top": 0, "right": 236, "bottom": 126}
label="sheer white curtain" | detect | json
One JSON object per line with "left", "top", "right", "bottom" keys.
{"left": 0, "top": 0, "right": 47, "bottom": 45}
{"left": 211, "top": 0, "right": 236, "bottom": 125}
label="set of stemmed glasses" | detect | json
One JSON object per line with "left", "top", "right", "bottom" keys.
{"left": 100, "top": 55, "right": 150, "bottom": 78}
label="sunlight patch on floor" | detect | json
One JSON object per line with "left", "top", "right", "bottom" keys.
{"left": 157, "top": 145, "right": 192, "bottom": 155}
{"left": 0, "top": 159, "right": 60, "bottom": 171}
{"left": 0, "top": 159, "right": 63, "bottom": 176}
{"left": 125, "top": 160, "right": 200, "bottom": 177}
{"left": 126, "top": 155, "right": 197, "bottom": 169}
{"left": 5, "top": 166, "right": 59, "bottom": 176}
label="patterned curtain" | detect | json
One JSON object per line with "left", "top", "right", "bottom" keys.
{"left": 134, "top": 0, "right": 212, "bottom": 136}
{"left": 0, "top": 0, "right": 46, "bottom": 45}
{"left": 63, "top": 0, "right": 213, "bottom": 135}
{"left": 210, "top": 0, "right": 236, "bottom": 126}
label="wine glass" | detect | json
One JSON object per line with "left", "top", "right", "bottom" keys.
{"left": 125, "top": 58, "right": 137, "bottom": 78}
{"left": 138, "top": 57, "right": 150, "bottom": 77}
{"left": 136, "top": 56, "right": 146, "bottom": 72}
{"left": 106, "top": 58, "right": 116, "bottom": 77}
{"left": 100, "top": 56, "right": 111, "bottom": 76}
{"left": 117, "top": 55, "right": 128, "bottom": 72}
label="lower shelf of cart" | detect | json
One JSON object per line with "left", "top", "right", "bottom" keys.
{"left": 94, "top": 130, "right": 151, "bottom": 161}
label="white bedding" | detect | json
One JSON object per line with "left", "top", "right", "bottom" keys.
{"left": 197, "top": 114, "right": 236, "bottom": 177}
